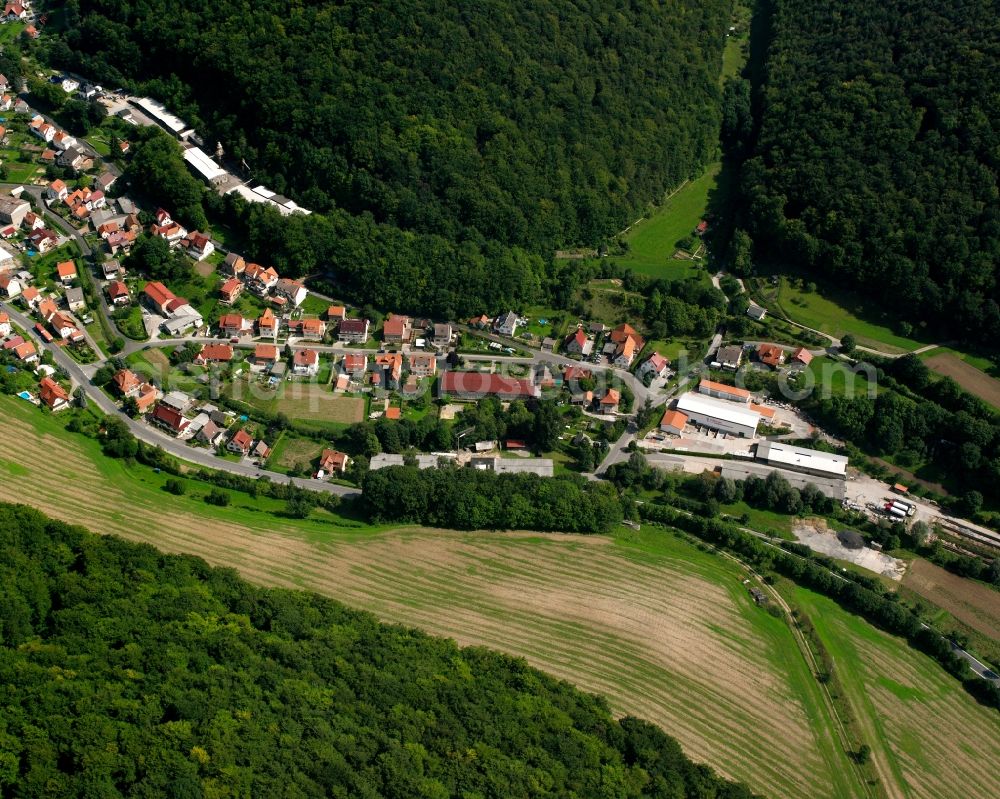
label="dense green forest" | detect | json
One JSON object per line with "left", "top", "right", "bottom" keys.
{"left": 362, "top": 465, "right": 624, "bottom": 532}
{"left": 805, "top": 354, "right": 1000, "bottom": 518}
{"left": 49, "top": 0, "right": 730, "bottom": 315}
{"left": 737, "top": 0, "right": 1000, "bottom": 345}
{"left": 0, "top": 502, "right": 755, "bottom": 797}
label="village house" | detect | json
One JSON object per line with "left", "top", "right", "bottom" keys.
{"left": 715, "top": 344, "right": 744, "bottom": 371}
{"left": 13, "top": 340, "right": 36, "bottom": 363}
{"left": 288, "top": 318, "right": 324, "bottom": 339}
{"left": 342, "top": 353, "right": 367, "bottom": 378}
{"left": 659, "top": 409, "right": 688, "bottom": 436}
{"left": 96, "top": 172, "right": 117, "bottom": 192}
{"left": 39, "top": 377, "right": 70, "bottom": 412}
{"left": 792, "top": 347, "right": 813, "bottom": 367}
{"left": 227, "top": 428, "right": 254, "bottom": 456}
{"left": 151, "top": 220, "right": 188, "bottom": 246}
{"left": 65, "top": 286, "right": 86, "bottom": 312}
{"left": 274, "top": 278, "right": 308, "bottom": 307}
{"left": 111, "top": 368, "right": 143, "bottom": 398}
{"left": 439, "top": 371, "right": 540, "bottom": 401}
{"left": 49, "top": 311, "right": 80, "bottom": 341}
{"left": 46, "top": 179, "right": 68, "bottom": 202}
{"left": 23, "top": 212, "right": 44, "bottom": 232}
{"left": 152, "top": 403, "right": 189, "bottom": 435}
{"left": 318, "top": 449, "right": 350, "bottom": 475}
{"left": 105, "top": 231, "right": 137, "bottom": 255}
{"left": 23, "top": 24, "right": 38, "bottom": 39}
{"left": 756, "top": 343, "right": 785, "bottom": 368}
{"left": 28, "top": 229, "right": 59, "bottom": 254}
{"left": 252, "top": 440, "right": 271, "bottom": 460}
{"left": 20, "top": 286, "right": 39, "bottom": 310}
{"left": 374, "top": 353, "right": 403, "bottom": 389}
{"left": 469, "top": 314, "right": 491, "bottom": 329}
{"left": 382, "top": 313, "right": 412, "bottom": 345}
{"left": 52, "top": 130, "right": 77, "bottom": 152}
{"left": 30, "top": 116, "right": 56, "bottom": 143}
{"left": 0, "top": 312, "right": 9, "bottom": 338}
{"left": 326, "top": 305, "right": 346, "bottom": 322}
{"left": 599, "top": 388, "right": 621, "bottom": 414}
{"left": 253, "top": 343, "right": 278, "bottom": 369}
{"left": 244, "top": 263, "right": 279, "bottom": 294}
{"left": 256, "top": 307, "right": 276, "bottom": 338}
{"left": 638, "top": 352, "right": 670, "bottom": 380}
{"left": 37, "top": 298, "right": 58, "bottom": 321}
{"left": 197, "top": 421, "right": 225, "bottom": 448}
{"left": 56, "top": 260, "right": 77, "bottom": 284}
{"left": 0, "top": 272, "right": 21, "bottom": 298}
{"left": 219, "top": 278, "right": 243, "bottom": 305}
{"left": 222, "top": 252, "right": 246, "bottom": 277}
{"left": 96, "top": 221, "right": 120, "bottom": 239}
{"left": 131, "top": 383, "right": 158, "bottom": 413}
{"left": 337, "top": 318, "right": 370, "bottom": 343}
{"left": 101, "top": 259, "right": 123, "bottom": 279}
{"left": 195, "top": 344, "right": 234, "bottom": 365}
{"left": 58, "top": 148, "right": 93, "bottom": 172}
{"left": 612, "top": 335, "right": 640, "bottom": 369}
{"left": 185, "top": 231, "right": 214, "bottom": 261}
{"left": 217, "top": 313, "right": 246, "bottom": 338}
{"left": 3, "top": 4, "right": 27, "bottom": 22}
{"left": 142, "top": 281, "right": 177, "bottom": 316}
{"left": 493, "top": 311, "right": 518, "bottom": 337}
{"left": 747, "top": 304, "right": 767, "bottom": 321}
{"left": 430, "top": 322, "right": 453, "bottom": 348}
{"left": 291, "top": 348, "right": 319, "bottom": 376}
{"left": 563, "top": 327, "right": 591, "bottom": 356}
{"left": 408, "top": 352, "right": 437, "bottom": 377}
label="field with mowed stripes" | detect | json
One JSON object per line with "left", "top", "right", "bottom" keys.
{"left": 791, "top": 587, "right": 1000, "bottom": 799}
{"left": 0, "top": 395, "right": 996, "bottom": 798}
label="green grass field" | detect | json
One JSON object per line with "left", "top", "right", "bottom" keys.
{"left": 788, "top": 585, "right": 1000, "bottom": 799}
{"left": 762, "top": 277, "right": 929, "bottom": 353}
{"left": 268, "top": 431, "right": 327, "bottom": 473}
{"left": 804, "top": 356, "right": 877, "bottom": 399}
{"left": 1, "top": 394, "right": 997, "bottom": 799}
{"left": 721, "top": 3, "right": 752, "bottom": 82}
{"left": 225, "top": 377, "right": 364, "bottom": 430}
{"left": 611, "top": 165, "right": 720, "bottom": 281}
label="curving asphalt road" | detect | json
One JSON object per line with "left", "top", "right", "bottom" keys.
{"left": 2, "top": 301, "right": 359, "bottom": 498}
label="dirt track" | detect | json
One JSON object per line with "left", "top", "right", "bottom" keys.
{"left": 903, "top": 558, "right": 1000, "bottom": 640}
{"left": 924, "top": 353, "right": 1000, "bottom": 408}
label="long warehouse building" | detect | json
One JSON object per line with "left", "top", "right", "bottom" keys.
{"left": 675, "top": 391, "right": 760, "bottom": 438}
{"left": 755, "top": 441, "right": 848, "bottom": 479}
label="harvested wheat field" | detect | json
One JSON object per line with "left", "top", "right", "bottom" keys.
{"left": 904, "top": 558, "right": 1000, "bottom": 640}
{"left": 792, "top": 586, "right": 1000, "bottom": 799}
{"left": 2, "top": 397, "right": 996, "bottom": 797}
{"left": 924, "top": 352, "right": 1000, "bottom": 409}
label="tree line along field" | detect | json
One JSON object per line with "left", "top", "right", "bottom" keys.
{"left": 1, "top": 395, "right": 998, "bottom": 798}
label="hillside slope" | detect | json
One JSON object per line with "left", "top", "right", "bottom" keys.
{"left": 741, "top": 0, "right": 1000, "bottom": 346}
{"left": 62, "top": 0, "right": 729, "bottom": 253}
{"left": 0, "top": 502, "right": 756, "bottom": 797}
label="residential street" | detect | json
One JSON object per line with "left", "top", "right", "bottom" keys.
{"left": 1, "top": 302, "right": 359, "bottom": 498}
